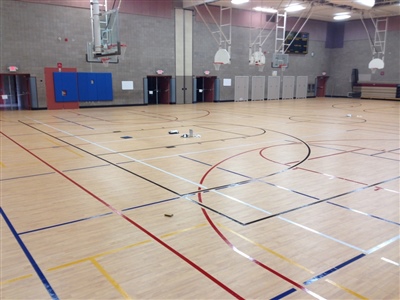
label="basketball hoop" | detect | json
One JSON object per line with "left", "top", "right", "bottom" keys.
{"left": 120, "top": 44, "right": 127, "bottom": 60}
{"left": 370, "top": 68, "right": 377, "bottom": 74}
{"left": 279, "top": 64, "right": 287, "bottom": 72}
{"left": 101, "top": 57, "right": 111, "bottom": 67}
{"left": 214, "top": 62, "right": 223, "bottom": 71}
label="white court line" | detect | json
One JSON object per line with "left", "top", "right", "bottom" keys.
{"left": 366, "top": 235, "right": 400, "bottom": 254}
{"left": 206, "top": 189, "right": 273, "bottom": 215}
{"left": 279, "top": 216, "right": 367, "bottom": 253}
{"left": 381, "top": 257, "right": 400, "bottom": 266}
{"left": 139, "top": 130, "right": 345, "bottom": 162}
{"left": 381, "top": 188, "right": 399, "bottom": 194}
{"left": 28, "top": 117, "right": 371, "bottom": 255}
{"left": 28, "top": 118, "right": 208, "bottom": 190}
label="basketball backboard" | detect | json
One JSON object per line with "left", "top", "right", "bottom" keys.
{"left": 271, "top": 53, "right": 289, "bottom": 68}
{"left": 86, "top": 5, "right": 121, "bottom": 64}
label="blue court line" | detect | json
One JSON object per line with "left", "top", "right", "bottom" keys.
{"left": 270, "top": 288, "right": 297, "bottom": 300}
{"left": 303, "top": 253, "right": 366, "bottom": 285}
{"left": 0, "top": 207, "right": 59, "bottom": 300}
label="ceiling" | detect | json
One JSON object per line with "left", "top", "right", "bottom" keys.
{"left": 183, "top": 0, "right": 400, "bottom": 22}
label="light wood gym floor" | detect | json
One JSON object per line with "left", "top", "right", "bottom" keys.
{"left": 1, "top": 98, "right": 399, "bottom": 300}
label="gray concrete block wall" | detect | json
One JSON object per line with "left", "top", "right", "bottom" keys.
{"left": 193, "top": 21, "right": 332, "bottom": 101}
{"left": 1, "top": 1, "right": 399, "bottom": 108}
{"left": 1, "top": 1, "right": 175, "bottom": 108}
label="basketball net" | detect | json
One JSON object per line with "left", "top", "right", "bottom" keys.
{"left": 279, "top": 64, "right": 287, "bottom": 72}
{"left": 370, "top": 68, "right": 377, "bottom": 74}
{"left": 214, "top": 62, "right": 222, "bottom": 71}
{"left": 256, "top": 64, "right": 265, "bottom": 72}
{"left": 101, "top": 57, "right": 111, "bottom": 67}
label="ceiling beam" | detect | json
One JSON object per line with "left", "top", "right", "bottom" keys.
{"left": 182, "top": 0, "right": 219, "bottom": 9}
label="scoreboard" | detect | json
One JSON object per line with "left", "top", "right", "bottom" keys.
{"left": 285, "top": 32, "right": 309, "bottom": 54}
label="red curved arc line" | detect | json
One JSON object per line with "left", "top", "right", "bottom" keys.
{"left": 258, "top": 144, "right": 300, "bottom": 166}
{"left": 1, "top": 132, "right": 244, "bottom": 300}
{"left": 197, "top": 150, "right": 319, "bottom": 297}
{"left": 197, "top": 147, "right": 269, "bottom": 191}
{"left": 198, "top": 196, "right": 309, "bottom": 293}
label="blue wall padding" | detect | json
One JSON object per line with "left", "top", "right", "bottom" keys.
{"left": 53, "top": 72, "right": 79, "bottom": 102}
{"left": 54, "top": 72, "right": 113, "bottom": 102}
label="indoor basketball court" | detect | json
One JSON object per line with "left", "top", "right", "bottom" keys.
{"left": 1, "top": 98, "right": 399, "bottom": 299}
{"left": 1, "top": 0, "right": 400, "bottom": 299}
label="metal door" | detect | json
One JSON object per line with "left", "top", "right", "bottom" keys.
{"left": 234, "top": 76, "right": 249, "bottom": 101}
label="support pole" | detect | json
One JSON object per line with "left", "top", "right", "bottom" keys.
{"left": 92, "top": 0, "right": 102, "bottom": 54}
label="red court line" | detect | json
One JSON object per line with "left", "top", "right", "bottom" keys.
{"left": 197, "top": 149, "right": 323, "bottom": 299}
{"left": 1, "top": 131, "right": 244, "bottom": 300}
{"left": 259, "top": 145, "right": 369, "bottom": 186}
{"left": 289, "top": 147, "right": 365, "bottom": 163}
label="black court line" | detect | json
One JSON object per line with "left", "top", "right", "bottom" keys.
{"left": 62, "top": 164, "right": 111, "bottom": 173}
{"left": 310, "top": 142, "right": 400, "bottom": 162}
{"left": 181, "top": 155, "right": 320, "bottom": 199}
{"left": 23, "top": 121, "right": 352, "bottom": 228}
{"left": 95, "top": 135, "right": 254, "bottom": 156}
{"left": 94, "top": 122, "right": 268, "bottom": 156}
{"left": 18, "top": 212, "right": 114, "bottom": 235}
{"left": 1, "top": 172, "right": 55, "bottom": 181}
{"left": 19, "top": 120, "right": 180, "bottom": 196}
{"left": 288, "top": 115, "right": 367, "bottom": 125}
{"left": 244, "top": 176, "right": 400, "bottom": 225}
{"left": 18, "top": 120, "right": 245, "bottom": 225}
{"left": 69, "top": 111, "right": 115, "bottom": 123}
{"left": 18, "top": 197, "right": 182, "bottom": 236}
{"left": 194, "top": 124, "right": 262, "bottom": 137}
{"left": 129, "top": 111, "right": 179, "bottom": 121}
{"left": 53, "top": 116, "right": 94, "bottom": 130}
{"left": 327, "top": 201, "right": 400, "bottom": 226}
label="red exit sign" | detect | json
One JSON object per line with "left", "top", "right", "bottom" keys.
{"left": 7, "top": 66, "right": 18, "bottom": 72}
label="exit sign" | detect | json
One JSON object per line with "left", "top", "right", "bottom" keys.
{"left": 7, "top": 66, "right": 18, "bottom": 72}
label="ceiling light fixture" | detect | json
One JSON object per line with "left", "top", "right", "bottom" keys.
{"left": 333, "top": 14, "right": 351, "bottom": 20}
{"left": 354, "top": 0, "right": 375, "bottom": 8}
{"left": 231, "top": 0, "right": 249, "bottom": 4}
{"left": 284, "top": 4, "right": 306, "bottom": 12}
{"left": 253, "top": 6, "right": 278, "bottom": 13}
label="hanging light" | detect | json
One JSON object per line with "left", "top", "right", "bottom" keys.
{"left": 354, "top": 0, "right": 375, "bottom": 8}
{"left": 284, "top": 4, "right": 306, "bottom": 12}
{"left": 231, "top": 0, "right": 249, "bottom": 4}
{"left": 253, "top": 6, "right": 278, "bottom": 13}
{"left": 333, "top": 12, "right": 351, "bottom": 20}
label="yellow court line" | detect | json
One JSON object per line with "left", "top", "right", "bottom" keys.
{"left": 45, "top": 138, "right": 84, "bottom": 158}
{"left": 49, "top": 223, "right": 208, "bottom": 272}
{"left": 90, "top": 258, "right": 132, "bottom": 299}
{"left": 325, "top": 279, "right": 369, "bottom": 299}
{"left": 160, "top": 223, "right": 207, "bottom": 238}
{"left": 0, "top": 161, "right": 5, "bottom": 167}
{"left": 217, "top": 222, "right": 315, "bottom": 274}
{"left": 48, "top": 239, "right": 152, "bottom": 272}
{"left": 0, "top": 274, "right": 33, "bottom": 285}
